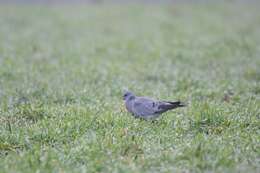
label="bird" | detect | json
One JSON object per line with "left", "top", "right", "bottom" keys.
{"left": 123, "top": 91, "right": 185, "bottom": 120}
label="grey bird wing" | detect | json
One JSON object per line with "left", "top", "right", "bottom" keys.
{"left": 132, "top": 97, "right": 159, "bottom": 117}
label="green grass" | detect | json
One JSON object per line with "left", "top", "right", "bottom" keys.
{"left": 0, "top": 2, "right": 260, "bottom": 173}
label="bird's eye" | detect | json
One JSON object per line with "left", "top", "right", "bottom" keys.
{"left": 124, "top": 94, "right": 127, "bottom": 97}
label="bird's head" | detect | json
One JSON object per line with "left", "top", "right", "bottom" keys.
{"left": 123, "top": 90, "right": 135, "bottom": 101}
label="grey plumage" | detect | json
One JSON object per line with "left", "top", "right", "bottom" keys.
{"left": 123, "top": 91, "right": 185, "bottom": 120}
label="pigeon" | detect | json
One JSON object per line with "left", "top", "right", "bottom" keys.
{"left": 123, "top": 91, "right": 185, "bottom": 120}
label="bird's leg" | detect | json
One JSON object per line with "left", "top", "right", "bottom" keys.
{"left": 151, "top": 119, "right": 159, "bottom": 124}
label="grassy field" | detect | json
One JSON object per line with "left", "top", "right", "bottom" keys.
{"left": 0, "top": 2, "right": 260, "bottom": 173}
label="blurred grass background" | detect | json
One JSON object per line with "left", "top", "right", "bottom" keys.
{"left": 0, "top": 1, "right": 259, "bottom": 173}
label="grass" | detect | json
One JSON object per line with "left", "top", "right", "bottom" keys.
{"left": 0, "top": 2, "right": 260, "bottom": 173}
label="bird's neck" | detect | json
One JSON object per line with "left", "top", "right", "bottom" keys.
{"left": 127, "top": 95, "right": 135, "bottom": 101}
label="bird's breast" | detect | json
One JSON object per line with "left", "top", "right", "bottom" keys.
{"left": 125, "top": 101, "right": 132, "bottom": 112}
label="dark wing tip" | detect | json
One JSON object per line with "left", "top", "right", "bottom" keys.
{"left": 166, "top": 101, "right": 186, "bottom": 106}
{"left": 178, "top": 101, "right": 187, "bottom": 107}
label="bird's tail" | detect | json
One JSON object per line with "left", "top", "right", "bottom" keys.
{"left": 158, "top": 101, "right": 186, "bottom": 111}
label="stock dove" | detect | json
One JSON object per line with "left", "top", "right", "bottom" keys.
{"left": 123, "top": 91, "right": 185, "bottom": 120}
